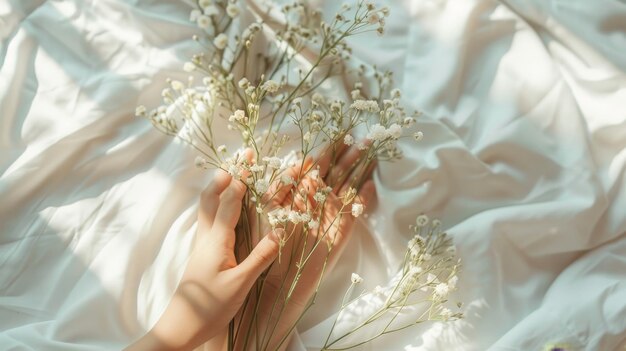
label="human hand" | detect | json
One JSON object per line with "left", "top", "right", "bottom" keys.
{"left": 238, "top": 143, "right": 377, "bottom": 350}
{"left": 127, "top": 169, "right": 281, "bottom": 351}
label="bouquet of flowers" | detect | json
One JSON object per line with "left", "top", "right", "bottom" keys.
{"left": 136, "top": 0, "right": 462, "bottom": 349}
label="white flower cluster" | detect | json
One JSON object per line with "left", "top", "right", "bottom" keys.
{"left": 267, "top": 208, "right": 313, "bottom": 227}
{"left": 366, "top": 123, "right": 403, "bottom": 141}
{"left": 350, "top": 99, "right": 380, "bottom": 113}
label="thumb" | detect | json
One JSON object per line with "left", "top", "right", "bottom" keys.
{"left": 235, "top": 229, "right": 282, "bottom": 285}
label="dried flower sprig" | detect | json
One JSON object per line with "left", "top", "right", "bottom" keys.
{"left": 322, "top": 216, "right": 463, "bottom": 350}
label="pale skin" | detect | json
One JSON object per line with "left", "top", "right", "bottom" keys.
{"left": 127, "top": 145, "right": 376, "bottom": 351}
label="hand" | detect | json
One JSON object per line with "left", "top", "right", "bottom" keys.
{"left": 127, "top": 170, "right": 281, "bottom": 351}
{"left": 238, "top": 144, "right": 377, "bottom": 350}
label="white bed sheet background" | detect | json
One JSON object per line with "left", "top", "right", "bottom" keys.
{"left": 1, "top": 0, "right": 625, "bottom": 350}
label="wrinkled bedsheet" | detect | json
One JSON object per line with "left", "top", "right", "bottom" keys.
{"left": 1, "top": 0, "right": 625, "bottom": 350}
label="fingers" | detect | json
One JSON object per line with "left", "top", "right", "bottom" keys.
{"left": 212, "top": 176, "right": 247, "bottom": 249}
{"left": 354, "top": 179, "right": 376, "bottom": 208}
{"left": 328, "top": 146, "right": 365, "bottom": 192}
{"left": 318, "top": 142, "right": 348, "bottom": 179}
{"left": 199, "top": 169, "right": 233, "bottom": 231}
{"left": 233, "top": 229, "right": 282, "bottom": 287}
{"left": 338, "top": 158, "right": 376, "bottom": 197}
{"left": 266, "top": 166, "right": 299, "bottom": 206}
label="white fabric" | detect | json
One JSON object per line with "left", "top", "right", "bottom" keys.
{"left": 1, "top": 0, "right": 625, "bottom": 350}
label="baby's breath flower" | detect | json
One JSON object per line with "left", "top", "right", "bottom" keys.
{"left": 343, "top": 134, "right": 354, "bottom": 146}
{"left": 262, "top": 156, "right": 282, "bottom": 169}
{"left": 183, "top": 62, "right": 196, "bottom": 72}
{"left": 213, "top": 33, "right": 228, "bottom": 50}
{"left": 416, "top": 214, "right": 429, "bottom": 227}
{"left": 350, "top": 89, "right": 361, "bottom": 100}
{"left": 238, "top": 77, "right": 249, "bottom": 88}
{"left": 226, "top": 3, "right": 240, "bottom": 17}
{"left": 262, "top": 80, "right": 280, "bottom": 93}
{"left": 387, "top": 123, "right": 402, "bottom": 139}
{"left": 403, "top": 117, "right": 415, "bottom": 127}
{"left": 217, "top": 145, "right": 227, "bottom": 153}
{"left": 413, "top": 131, "right": 424, "bottom": 141}
{"left": 255, "top": 179, "right": 269, "bottom": 194}
{"left": 351, "top": 273, "right": 363, "bottom": 284}
{"left": 195, "top": 156, "right": 208, "bottom": 168}
{"left": 351, "top": 203, "right": 364, "bottom": 217}
{"left": 367, "top": 123, "right": 387, "bottom": 141}
{"left": 356, "top": 141, "right": 368, "bottom": 150}
{"left": 313, "top": 192, "right": 326, "bottom": 203}
{"left": 250, "top": 164, "right": 263, "bottom": 172}
{"left": 135, "top": 105, "right": 147, "bottom": 117}
{"left": 171, "top": 80, "right": 184, "bottom": 91}
{"left": 190, "top": 9, "right": 201, "bottom": 22}
{"left": 434, "top": 283, "right": 450, "bottom": 298}
{"left": 350, "top": 99, "right": 380, "bottom": 113}
{"left": 228, "top": 109, "right": 246, "bottom": 122}
{"left": 197, "top": 15, "right": 211, "bottom": 29}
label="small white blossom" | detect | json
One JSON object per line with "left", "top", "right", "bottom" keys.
{"left": 199, "top": 0, "right": 211, "bottom": 8}
{"left": 262, "top": 80, "right": 280, "bottom": 93}
{"left": 250, "top": 164, "right": 264, "bottom": 172}
{"left": 183, "top": 62, "right": 196, "bottom": 72}
{"left": 190, "top": 9, "right": 201, "bottom": 22}
{"left": 197, "top": 15, "right": 211, "bottom": 29}
{"left": 367, "top": 123, "right": 387, "bottom": 141}
{"left": 434, "top": 283, "right": 450, "bottom": 298}
{"left": 313, "top": 192, "right": 326, "bottom": 203}
{"left": 255, "top": 179, "right": 269, "bottom": 194}
{"left": 357, "top": 142, "right": 368, "bottom": 150}
{"left": 171, "top": 80, "right": 184, "bottom": 91}
{"left": 351, "top": 203, "right": 364, "bottom": 217}
{"left": 351, "top": 89, "right": 361, "bottom": 100}
{"left": 350, "top": 99, "right": 380, "bottom": 113}
{"left": 226, "top": 3, "right": 240, "bottom": 17}
{"left": 343, "top": 134, "right": 354, "bottom": 146}
{"left": 227, "top": 164, "right": 242, "bottom": 179}
{"left": 195, "top": 156, "right": 207, "bottom": 168}
{"left": 262, "top": 156, "right": 282, "bottom": 169}
{"left": 413, "top": 131, "right": 424, "bottom": 141}
{"left": 135, "top": 105, "right": 146, "bottom": 117}
{"left": 387, "top": 123, "right": 402, "bottom": 139}
{"left": 351, "top": 273, "right": 363, "bottom": 284}
{"left": 217, "top": 145, "right": 227, "bottom": 153}
{"left": 403, "top": 117, "right": 415, "bottom": 127}
{"left": 238, "top": 78, "right": 249, "bottom": 88}
{"left": 391, "top": 88, "right": 401, "bottom": 98}
{"left": 228, "top": 109, "right": 246, "bottom": 122}
{"left": 416, "top": 214, "right": 429, "bottom": 227}
{"left": 213, "top": 33, "right": 228, "bottom": 50}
